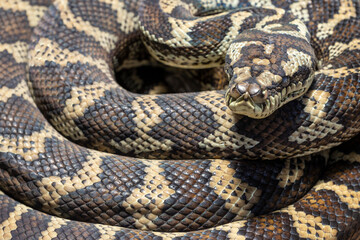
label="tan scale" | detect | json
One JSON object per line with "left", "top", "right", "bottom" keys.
{"left": 108, "top": 137, "right": 174, "bottom": 156}
{"left": 227, "top": 41, "right": 273, "bottom": 66}
{"left": 122, "top": 160, "right": 176, "bottom": 230}
{"left": 218, "top": 221, "right": 246, "bottom": 240}
{"left": 142, "top": 10, "right": 253, "bottom": 68}
{"left": 155, "top": 10, "right": 230, "bottom": 47}
{"left": 288, "top": 90, "right": 344, "bottom": 144}
{"left": 281, "top": 48, "right": 315, "bottom": 77}
{"left": 320, "top": 66, "right": 360, "bottom": 79}
{"left": 167, "top": 17, "right": 200, "bottom": 47}
{"left": 56, "top": 81, "right": 118, "bottom": 141}
{"left": 131, "top": 95, "right": 166, "bottom": 132}
{"left": 29, "top": 38, "right": 120, "bottom": 141}
{"left": 289, "top": 0, "right": 311, "bottom": 22}
{"left": 255, "top": 7, "right": 285, "bottom": 29}
{"left": 38, "top": 217, "right": 68, "bottom": 240}
{"left": 107, "top": 95, "right": 176, "bottom": 154}
{"left": 36, "top": 153, "right": 104, "bottom": 216}
{"left": 0, "top": 42, "right": 28, "bottom": 64}
{"left": 328, "top": 39, "right": 360, "bottom": 60}
{"left": 293, "top": 142, "right": 341, "bottom": 159}
{"left": 94, "top": 225, "right": 118, "bottom": 240}
{"left": 331, "top": 150, "right": 360, "bottom": 164}
{"left": 252, "top": 58, "right": 270, "bottom": 65}
{"left": 316, "top": 0, "right": 356, "bottom": 40}
{"left": 0, "top": 129, "right": 57, "bottom": 162}
{"left": 0, "top": 204, "right": 29, "bottom": 239}
{"left": 143, "top": 47, "right": 220, "bottom": 68}
{"left": 261, "top": 143, "right": 299, "bottom": 159}
{"left": 218, "top": 11, "right": 254, "bottom": 55}
{"left": 211, "top": 10, "right": 256, "bottom": 65}
{"left": 282, "top": 206, "right": 337, "bottom": 239}
{"left": 112, "top": 95, "right": 176, "bottom": 154}
{"left": 314, "top": 181, "right": 360, "bottom": 209}
{"left": 63, "top": 81, "right": 117, "bottom": 120}
{"left": 232, "top": 67, "right": 252, "bottom": 84}
{"left": 194, "top": 92, "right": 260, "bottom": 155}
{"left": 248, "top": 0, "right": 275, "bottom": 8}
{"left": 49, "top": 115, "right": 87, "bottom": 141}
{"left": 260, "top": 19, "right": 311, "bottom": 41}
{"left": 0, "top": 80, "right": 34, "bottom": 104}
{"left": 54, "top": 0, "right": 118, "bottom": 52}
{"left": 29, "top": 38, "right": 114, "bottom": 81}
{"left": 227, "top": 42, "right": 246, "bottom": 66}
{"left": 208, "top": 160, "right": 262, "bottom": 219}
{"left": 98, "top": 0, "right": 139, "bottom": 35}
{"left": 159, "top": 0, "right": 196, "bottom": 15}
{"left": 276, "top": 158, "right": 306, "bottom": 188}
{"left": 256, "top": 71, "right": 282, "bottom": 88}
{"left": 0, "top": 0, "right": 48, "bottom": 27}
{"left": 198, "top": 0, "right": 242, "bottom": 9}
{"left": 0, "top": 0, "right": 360, "bottom": 238}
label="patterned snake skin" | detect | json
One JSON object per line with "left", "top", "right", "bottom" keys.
{"left": 0, "top": 0, "right": 360, "bottom": 239}
{"left": 28, "top": 0, "right": 360, "bottom": 160}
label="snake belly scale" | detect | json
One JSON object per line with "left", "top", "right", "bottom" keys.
{"left": 0, "top": 0, "right": 359, "bottom": 239}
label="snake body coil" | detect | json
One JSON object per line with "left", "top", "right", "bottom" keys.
{"left": 0, "top": 0, "right": 360, "bottom": 239}
{"left": 29, "top": 0, "right": 360, "bottom": 160}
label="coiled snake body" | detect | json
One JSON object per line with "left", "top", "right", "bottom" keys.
{"left": 0, "top": 0, "right": 360, "bottom": 239}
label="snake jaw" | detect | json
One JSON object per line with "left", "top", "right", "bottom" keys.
{"left": 226, "top": 74, "right": 314, "bottom": 119}
{"left": 226, "top": 89, "right": 281, "bottom": 118}
{"left": 226, "top": 81, "right": 272, "bottom": 118}
{"left": 226, "top": 89, "right": 269, "bottom": 118}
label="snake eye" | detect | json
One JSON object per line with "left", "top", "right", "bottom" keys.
{"left": 248, "top": 83, "right": 260, "bottom": 96}
{"left": 230, "top": 85, "right": 241, "bottom": 98}
{"left": 236, "top": 82, "right": 249, "bottom": 95}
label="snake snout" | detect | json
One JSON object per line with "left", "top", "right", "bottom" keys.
{"left": 226, "top": 80, "right": 272, "bottom": 118}
{"left": 229, "top": 82, "right": 267, "bottom": 103}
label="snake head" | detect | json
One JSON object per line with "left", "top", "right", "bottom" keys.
{"left": 225, "top": 20, "right": 317, "bottom": 119}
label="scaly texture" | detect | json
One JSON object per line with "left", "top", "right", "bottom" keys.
{"left": 0, "top": 143, "right": 359, "bottom": 239}
{"left": 28, "top": 0, "right": 360, "bottom": 160}
{"left": 0, "top": 0, "right": 359, "bottom": 239}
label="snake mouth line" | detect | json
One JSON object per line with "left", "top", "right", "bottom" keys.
{"left": 226, "top": 74, "right": 314, "bottom": 118}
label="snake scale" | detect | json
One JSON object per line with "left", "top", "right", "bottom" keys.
{"left": 0, "top": 0, "right": 360, "bottom": 239}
